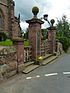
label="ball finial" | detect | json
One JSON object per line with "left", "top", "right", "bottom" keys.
{"left": 50, "top": 19, "right": 55, "bottom": 26}
{"left": 32, "top": 6, "right": 39, "bottom": 17}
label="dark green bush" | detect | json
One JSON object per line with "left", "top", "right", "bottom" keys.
{"left": 57, "top": 36, "right": 70, "bottom": 52}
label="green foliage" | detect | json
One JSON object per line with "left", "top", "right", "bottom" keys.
{"left": 0, "top": 39, "right": 13, "bottom": 46}
{"left": 24, "top": 31, "right": 28, "bottom": 40}
{"left": 24, "top": 40, "right": 29, "bottom": 48}
{"left": 56, "top": 15, "right": 70, "bottom": 52}
{"left": 41, "top": 29, "right": 48, "bottom": 40}
{"left": 0, "top": 32, "right": 8, "bottom": 41}
{"left": 0, "top": 39, "right": 29, "bottom": 48}
{"left": 24, "top": 29, "right": 29, "bottom": 40}
{"left": 57, "top": 37, "right": 69, "bottom": 52}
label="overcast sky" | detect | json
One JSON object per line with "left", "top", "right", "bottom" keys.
{"left": 14, "top": 0, "right": 70, "bottom": 31}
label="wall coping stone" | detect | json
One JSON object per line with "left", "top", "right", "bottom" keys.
{"left": 12, "top": 37, "right": 24, "bottom": 42}
{"left": 47, "top": 26, "right": 56, "bottom": 30}
{"left": 26, "top": 18, "right": 44, "bottom": 24}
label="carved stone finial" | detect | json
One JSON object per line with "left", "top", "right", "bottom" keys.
{"left": 50, "top": 19, "right": 55, "bottom": 26}
{"left": 18, "top": 14, "right": 20, "bottom": 20}
{"left": 32, "top": 6, "right": 39, "bottom": 18}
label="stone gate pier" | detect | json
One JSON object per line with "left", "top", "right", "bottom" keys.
{"left": 26, "top": 7, "right": 44, "bottom": 61}
{"left": 47, "top": 19, "right": 56, "bottom": 54}
{"left": 13, "top": 38, "right": 24, "bottom": 72}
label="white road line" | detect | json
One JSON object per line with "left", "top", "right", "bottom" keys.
{"left": 63, "top": 72, "right": 70, "bottom": 75}
{"left": 36, "top": 75, "right": 40, "bottom": 78}
{"left": 44, "top": 73, "right": 58, "bottom": 77}
{"left": 26, "top": 73, "right": 58, "bottom": 80}
{"left": 25, "top": 72, "right": 70, "bottom": 80}
{"left": 26, "top": 77, "right": 32, "bottom": 80}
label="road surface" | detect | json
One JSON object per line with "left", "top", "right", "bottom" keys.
{"left": 0, "top": 54, "right": 70, "bottom": 93}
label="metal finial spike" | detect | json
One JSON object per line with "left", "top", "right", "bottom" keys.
{"left": 18, "top": 14, "right": 20, "bottom": 22}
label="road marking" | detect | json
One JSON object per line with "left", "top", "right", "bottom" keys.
{"left": 44, "top": 73, "right": 58, "bottom": 77}
{"left": 63, "top": 72, "right": 70, "bottom": 75}
{"left": 25, "top": 72, "right": 70, "bottom": 80}
{"left": 26, "top": 73, "right": 58, "bottom": 80}
{"left": 26, "top": 77, "right": 32, "bottom": 80}
{"left": 36, "top": 75, "right": 40, "bottom": 78}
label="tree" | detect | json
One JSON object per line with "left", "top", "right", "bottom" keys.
{"left": 56, "top": 15, "right": 70, "bottom": 52}
{"left": 24, "top": 28, "right": 29, "bottom": 40}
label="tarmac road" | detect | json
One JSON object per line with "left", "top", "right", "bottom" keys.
{"left": 0, "top": 54, "right": 70, "bottom": 93}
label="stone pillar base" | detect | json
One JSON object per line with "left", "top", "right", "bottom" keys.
{"left": 17, "top": 64, "right": 24, "bottom": 72}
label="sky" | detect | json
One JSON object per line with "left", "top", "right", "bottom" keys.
{"left": 14, "top": 0, "right": 70, "bottom": 31}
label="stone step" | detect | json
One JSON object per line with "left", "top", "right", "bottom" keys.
{"left": 22, "top": 65, "right": 39, "bottom": 74}
{"left": 22, "top": 54, "right": 58, "bottom": 74}
{"left": 42, "top": 55, "right": 58, "bottom": 66}
{"left": 24, "top": 61, "right": 34, "bottom": 67}
{"left": 43, "top": 54, "right": 53, "bottom": 60}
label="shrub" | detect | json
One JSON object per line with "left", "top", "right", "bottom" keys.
{"left": 0, "top": 39, "right": 13, "bottom": 46}
{"left": 58, "top": 36, "right": 70, "bottom": 52}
